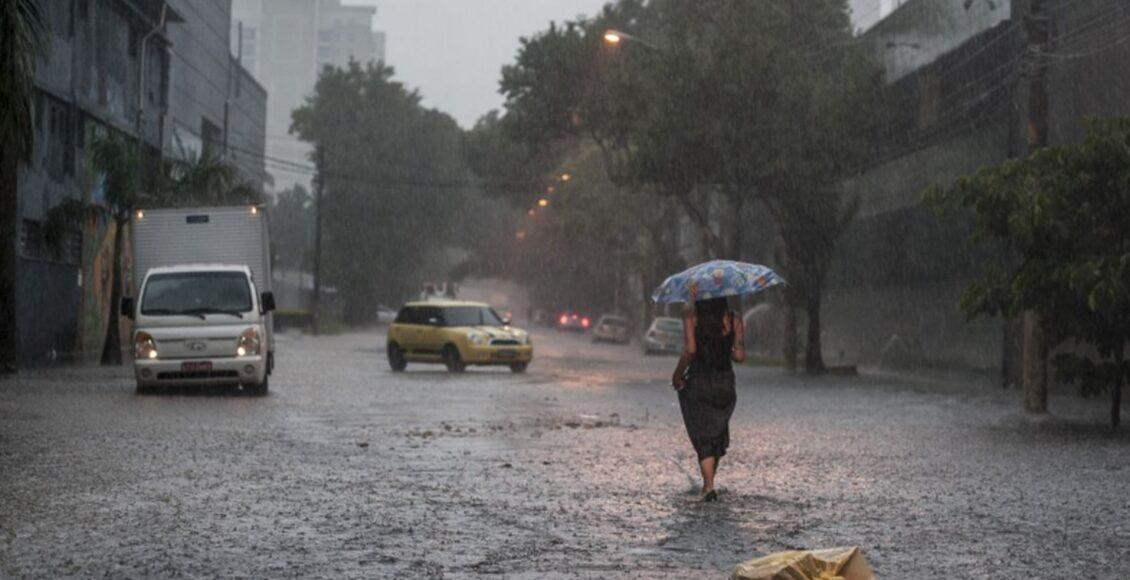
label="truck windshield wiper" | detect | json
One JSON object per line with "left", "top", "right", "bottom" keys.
{"left": 183, "top": 308, "right": 244, "bottom": 319}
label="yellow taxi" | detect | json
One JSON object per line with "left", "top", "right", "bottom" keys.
{"left": 386, "top": 301, "right": 533, "bottom": 373}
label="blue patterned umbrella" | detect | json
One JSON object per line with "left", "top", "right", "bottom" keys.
{"left": 651, "top": 260, "right": 785, "bottom": 303}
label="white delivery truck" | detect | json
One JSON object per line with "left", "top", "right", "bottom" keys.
{"left": 121, "top": 206, "right": 276, "bottom": 395}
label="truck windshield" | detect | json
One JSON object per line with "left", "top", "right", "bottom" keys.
{"left": 443, "top": 306, "right": 504, "bottom": 327}
{"left": 142, "top": 272, "right": 253, "bottom": 317}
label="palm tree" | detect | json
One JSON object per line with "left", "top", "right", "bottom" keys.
{"left": 0, "top": 0, "right": 47, "bottom": 371}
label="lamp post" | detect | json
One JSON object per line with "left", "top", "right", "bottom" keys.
{"left": 603, "top": 29, "right": 660, "bottom": 51}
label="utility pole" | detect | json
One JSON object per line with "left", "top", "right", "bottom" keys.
{"left": 312, "top": 147, "right": 324, "bottom": 335}
{"left": 1021, "top": 0, "right": 1049, "bottom": 413}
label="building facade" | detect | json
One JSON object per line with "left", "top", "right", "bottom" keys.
{"left": 6, "top": 0, "right": 267, "bottom": 366}
{"left": 230, "top": 0, "right": 386, "bottom": 193}
{"left": 823, "top": 0, "right": 1130, "bottom": 378}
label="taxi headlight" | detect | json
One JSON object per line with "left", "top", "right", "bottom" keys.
{"left": 237, "top": 327, "right": 261, "bottom": 356}
{"left": 468, "top": 331, "right": 488, "bottom": 346}
{"left": 134, "top": 331, "right": 158, "bottom": 360}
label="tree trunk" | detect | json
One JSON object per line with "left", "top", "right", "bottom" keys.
{"left": 783, "top": 296, "right": 798, "bottom": 373}
{"left": 0, "top": 145, "right": 19, "bottom": 372}
{"left": 1021, "top": 310, "right": 1047, "bottom": 413}
{"left": 1113, "top": 347, "right": 1124, "bottom": 429}
{"left": 100, "top": 216, "right": 125, "bottom": 366}
{"left": 804, "top": 289, "right": 825, "bottom": 374}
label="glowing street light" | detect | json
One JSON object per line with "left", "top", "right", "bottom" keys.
{"left": 547, "top": 185, "right": 556, "bottom": 194}
{"left": 528, "top": 209, "right": 536, "bottom": 216}
{"left": 560, "top": 173, "right": 572, "bottom": 182}
{"left": 602, "top": 29, "right": 659, "bottom": 50}
{"left": 538, "top": 198, "right": 549, "bottom": 208}
{"left": 516, "top": 230, "right": 527, "bottom": 240}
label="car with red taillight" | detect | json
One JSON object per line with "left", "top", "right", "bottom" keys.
{"left": 556, "top": 311, "right": 591, "bottom": 332}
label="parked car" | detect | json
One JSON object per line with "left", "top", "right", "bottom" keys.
{"left": 556, "top": 311, "right": 591, "bottom": 332}
{"left": 592, "top": 314, "right": 631, "bottom": 344}
{"left": 642, "top": 317, "right": 684, "bottom": 355}
{"left": 386, "top": 301, "right": 533, "bottom": 373}
{"left": 376, "top": 304, "right": 398, "bottom": 325}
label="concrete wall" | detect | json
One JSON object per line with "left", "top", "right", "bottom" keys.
{"left": 15, "top": 258, "right": 81, "bottom": 365}
{"left": 824, "top": 0, "right": 1130, "bottom": 378}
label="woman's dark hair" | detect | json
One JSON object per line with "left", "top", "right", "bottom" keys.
{"left": 694, "top": 297, "right": 730, "bottom": 337}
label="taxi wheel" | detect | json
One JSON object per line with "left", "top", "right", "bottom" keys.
{"left": 388, "top": 343, "right": 407, "bottom": 372}
{"left": 509, "top": 362, "right": 528, "bottom": 374}
{"left": 443, "top": 345, "right": 466, "bottom": 373}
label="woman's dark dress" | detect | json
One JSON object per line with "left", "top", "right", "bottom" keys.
{"left": 678, "top": 326, "right": 737, "bottom": 461}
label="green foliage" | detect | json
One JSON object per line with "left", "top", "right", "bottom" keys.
{"left": 291, "top": 61, "right": 470, "bottom": 319}
{"left": 494, "top": 0, "right": 885, "bottom": 371}
{"left": 269, "top": 185, "right": 314, "bottom": 272}
{"left": 0, "top": 0, "right": 46, "bottom": 159}
{"left": 929, "top": 119, "right": 1130, "bottom": 422}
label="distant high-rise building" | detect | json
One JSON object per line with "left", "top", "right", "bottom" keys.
{"left": 230, "top": 0, "right": 387, "bottom": 193}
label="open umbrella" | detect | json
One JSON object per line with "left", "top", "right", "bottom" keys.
{"left": 651, "top": 260, "right": 785, "bottom": 304}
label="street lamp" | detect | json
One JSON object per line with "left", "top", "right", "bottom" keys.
{"left": 560, "top": 173, "right": 572, "bottom": 182}
{"left": 602, "top": 29, "right": 659, "bottom": 50}
{"left": 538, "top": 198, "right": 549, "bottom": 208}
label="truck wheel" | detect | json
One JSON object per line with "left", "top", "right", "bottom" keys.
{"left": 509, "top": 362, "right": 528, "bottom": 374}
{"left": 443, "top": 345, "right": 466, "bottom": 373}
{"left": 388, "top": 343, "right": 407, "bottom": 372}
{"left": 250, "top": 375, "right": 269, "bottom": 396}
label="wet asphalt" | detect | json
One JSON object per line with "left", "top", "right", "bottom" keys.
{"left": 1, "top": 327, "right": 1128, "bottom": 579}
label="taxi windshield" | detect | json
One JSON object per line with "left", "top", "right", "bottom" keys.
{"left": 443, "top": 306, "right": 504, "bottom": 327}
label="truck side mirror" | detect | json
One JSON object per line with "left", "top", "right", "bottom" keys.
{"left": 260, "top": 291, "right": 276, "bottom": 313}
{"left": 120, "top": 297, "right": 135, "bottom": 320}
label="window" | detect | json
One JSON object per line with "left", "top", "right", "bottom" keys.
{"left": 201, "top": 118, "right": 222, "bottom": 158}
{"left": 18, "top": 217, "right": 78, "bottom": 264}
{"left": 142, "top": 272, "right": 254, "bottom": 316}
{"left": 19, "top": 220, "right": 45, "bottom": 259}
{"left": 441, "top": 307, "right": 504, "bottom": 327}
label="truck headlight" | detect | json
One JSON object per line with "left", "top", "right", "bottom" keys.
{"left": 134, "top": 331, "right": 158, "bottom": 360}
{"left": 468, "top": 331, "right": 487, "bottom": 346}
{"left": 237, "top": 327, "right": 260, "bottom": 356}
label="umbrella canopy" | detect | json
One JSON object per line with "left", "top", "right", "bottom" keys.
{"left": 651, "top": 260, "right": 785, "bottom": 304}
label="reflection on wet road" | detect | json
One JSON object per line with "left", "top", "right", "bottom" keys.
{"left": 1, "top": 329, "right": 1128, "bottom": 577}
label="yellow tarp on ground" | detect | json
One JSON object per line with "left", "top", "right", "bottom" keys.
{"left": 731, "top": 546, "right": 874, "bottom": 580}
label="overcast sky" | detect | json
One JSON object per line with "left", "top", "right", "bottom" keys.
{"left": 349, "top": 0, "right": 608, "bottom": 128}
{"left": 351, "top": 0, "right": 877, "bottom": 129}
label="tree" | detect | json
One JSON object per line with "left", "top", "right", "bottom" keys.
{"left": 291, "top": 62, "right": 470, "bottom": 321}
{"left": 497, "top": 0, "right": 884, "bottom": 372}
{"left": 269, "top": 185, "right": 315, "bottom": 273}
{"left": 0, "top": 0, "right": 47, "bottom": 371}
{"left": 927, "top": 119, "right": 1130, "bottom": 427}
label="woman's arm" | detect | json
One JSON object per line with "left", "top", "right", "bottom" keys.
{"left": 730, "top": 313, "right": 746, "bottom": 363}
{"left": 672, "top": 308, "right": 696, "bottom": 390}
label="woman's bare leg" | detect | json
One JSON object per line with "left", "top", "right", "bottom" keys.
{"left": 699, "top": 456, "right": 717, "bottom": 493}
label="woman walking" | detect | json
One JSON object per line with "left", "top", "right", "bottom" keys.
{"left": 671, "top": 292, "right": 745, "bottom": 502}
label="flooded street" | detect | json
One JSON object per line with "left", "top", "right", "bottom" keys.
{"left": 0, "top": 329, "right": 1126, "bottom": 578}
